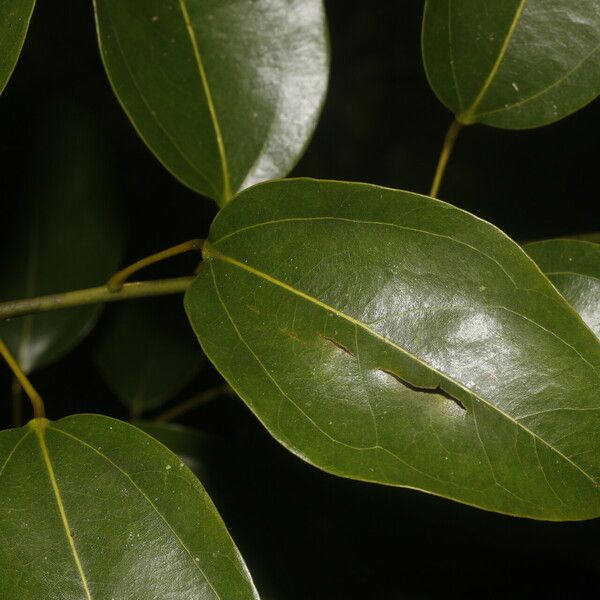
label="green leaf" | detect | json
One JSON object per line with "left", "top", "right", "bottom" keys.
{"left": 185, "top": 178, "right": 600, "bottom": 521}
{"left": 94, "top": 0, "right": 329, "bottom": 205}
{"left": 0, "top": 0, "right": 35, "bottom": 94}
{"left": 422, "top": 0, "right": 600, "bottom": 128}
{"left": 525, "top": 239, "right": 600, "bottom": 337}
{"left": 0, "top": 107, "right": 124, "bottom": 373}
{"left": 0, "top": 415, "right": 258, "bottom": 599}
{"left": 94, "top": 298, "right": 204, "bottom": 415}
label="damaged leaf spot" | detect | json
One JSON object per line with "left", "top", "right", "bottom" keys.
{"left": 318, "top": 333, "right": 354, "bottom": 357}
{"left": 283, "top": 329, "right": 304, "bottom": 344}
{"left": 317, "top": 334, "right": 466, "bottom": 411}
{"left": 379, "top": 369, "right": 467, "bottom": 412}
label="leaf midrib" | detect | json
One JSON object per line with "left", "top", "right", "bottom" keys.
{"left": 96, "top": 1, "right": 220, "bottom": 200}
{"left": 459, "top": 0, "right": 527, "bottom": 123}
{"left": 50, "top": 424, "right": 222, "bottom": 600}
{"left": 210, "top": 214, "right": 599, "bottom": 375}
{"left": 32, "top": 422, "right": 93, "bottom": 600}
{"left": 208, "top": 260, "right": 468, "bottom": 490}
{"left": 474, "top": 41, "right": 600, "bottom": 120}
{"left": 178, "top": 0, "right": 231, "bottom": 204}
{"left": 204, "top": 242, "right": 598, "bottom": 489}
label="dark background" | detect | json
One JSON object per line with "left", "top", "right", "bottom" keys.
{"left": 1, "top": 2, "right": 599, "bottom": 598}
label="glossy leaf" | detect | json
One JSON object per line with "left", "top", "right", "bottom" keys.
{"left": 185, "top": 178, "right": 600, "bottom": 520}
{"left": 0, "top": 107, "right": 124, "bottom": 373}
{"left": 0, "top": 415, "right": 258, "bottom": 598}
{"left": 422, "top": 0, "right": 600, "bottom": 128}
{"left": 525, "top": 239, "right": 600, "bottom": 337}
{"left": 0, "top": 0, "right": 35, "bottom": 94}
{"left": 94, "top": 298, "right": 204, "bottom": 414}
{"left": 94, "top": 0, "right": 329, "bottom": 205}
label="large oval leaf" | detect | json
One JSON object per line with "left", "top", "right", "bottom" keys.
{"left": 422, "top": 0, "right": 600, "bottom": 128}
{"left": 185, "top": 179, "right": 600, "bottom": 520}
{"left": 0, "top": 415, "right": 258, "bottom": 598}
{"left": 0, "top": 0, "right": 36, "bottom": 94}
{"left": 94, "top": 298, "right": 204, "bottom": 415}
{"left": 0, "top": 107, "right": 124, "bottom": 373}
{"left": 525, "top": 239, "right": 600, "bottom": 337}
{"left": 94, "top": 0, "right": 329, "bottom": 205}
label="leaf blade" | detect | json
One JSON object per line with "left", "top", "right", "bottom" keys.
{"left": 94, "top": 0, "right": 329, "bottom": 204}
{"left": 0, "top": 106, "right": 125, "bottom": 373}
{"left": 0, "top": 416, "right": 258, "bottom": 599}
{"left": 422, "top": 0, "right": 600, "bottom": 128}
{"left": 185, "top": 179, "right": 600, "bottom": 520}
{"left": 94, "top": 298, "right": 204, "bottom": 414}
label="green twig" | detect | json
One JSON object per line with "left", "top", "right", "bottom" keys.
{"left": 107, "top": 239, "right": 203, "bottom": 292}
{"left": 429, "top": 119, "right": 462, "bottom": 198}
{"left": 0, "top": 277, "right": 194, "bottom": 321}
{"left": 0, "top": 339, "right": 45, "bottom": 420}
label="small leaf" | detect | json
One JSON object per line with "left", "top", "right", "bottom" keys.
{"left": 525, "top": 239, "right": 600, "bottom": 337}
{"left": 0, "top": 0, "right": 36, "bottom": 94}
{"left": 94, "top": 0, "right": 329, "bottom": 205}
{"left": 94, "top": 298, "right": 204, "bottom": 415}
{"left": 422, "top": 0, "right": 600, "bottom": 128}
{"left": 0, "top": 416, "right": 258, "bottom": 599}
{"left": 0, "top": 106, "right": 124, "bottom": 373}
{"left": 185, "top": 179, "right": 600, "bottom": 520}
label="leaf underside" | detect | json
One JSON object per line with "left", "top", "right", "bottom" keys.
{"left": 0, "top": 107, "right": 124, "bottom": 373}
{"left": 94, "top": 298, "right": 204, "bottom": 413}
{"left": 185, "top": 179, "right": 600, "bottom": 521}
